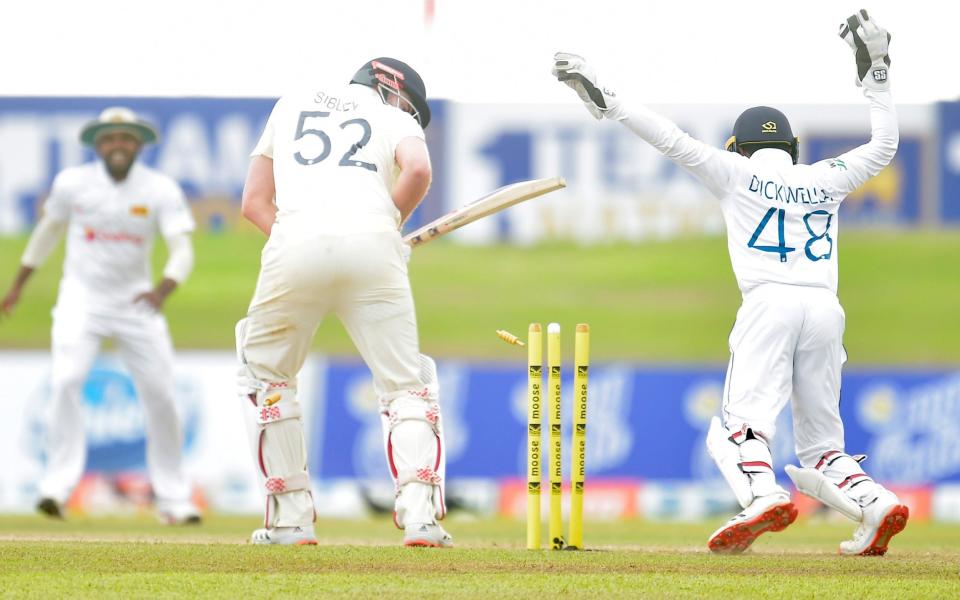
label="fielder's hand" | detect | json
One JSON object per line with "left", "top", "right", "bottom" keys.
{"left": 551, "top": 52, "right": 619, "bottom": 119}
{"left": 839, "top": 9, "right": 891, "bottom": 91}
{"left": 0, "top": 287, "right": 21, "bottom": 317}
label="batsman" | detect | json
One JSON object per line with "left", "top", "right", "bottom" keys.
{"left": 236, "top": 58, "right": 450, "bottom": 547}
{"left": 553, "top": 10, "right": 908, "bottom": 555}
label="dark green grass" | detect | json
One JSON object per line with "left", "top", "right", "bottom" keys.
{"left": 0, "top": 515, "right": 958, "bottom": 598}
{"left": 1, "top": 230, "right": 958, "bottom": 364}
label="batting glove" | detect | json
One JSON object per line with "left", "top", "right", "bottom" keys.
{"left": 839, "top": 9, "right": 891, "bottom": 91}
{"left": 551, "top": 52, "right": 620, "bottom": 119}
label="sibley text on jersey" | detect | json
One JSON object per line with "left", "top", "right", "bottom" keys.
{"left": 313, "top": 91, "right": 358, "bottom": 112}
{"left": 748, "top": 175, "right": 837, "bottom": 206}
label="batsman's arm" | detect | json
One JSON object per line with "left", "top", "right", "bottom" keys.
{"left": 1, "top": 214, "right": 66, "bottom": 316}
{"left": 393, "top": 136, "right": 432, "bottom": 226}
{"left": 241, "top": 155, "right": 278, "bottom": 236}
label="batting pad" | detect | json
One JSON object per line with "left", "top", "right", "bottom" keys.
{"left": 381, "top": 389, "right": 446, "bottom": 528}
{"left": 252, "top": 384, "right": 315, "bottom": 528}
{"left": 706, "top": 416, "right": 787, "bottom": 508}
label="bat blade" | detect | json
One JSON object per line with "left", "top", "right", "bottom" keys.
{"left": 403, "top": 176, "right": 566, "bottom": 247}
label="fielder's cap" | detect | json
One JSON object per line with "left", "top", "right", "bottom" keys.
{"left": 80, "top": 107, "right": 159, "bottom": 146}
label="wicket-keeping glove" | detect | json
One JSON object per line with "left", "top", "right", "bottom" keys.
{"left": 551, "top": 52, "right": 620, "bottom": 120}
{"left": 839, "top": 9, "right": 891, "bottom": 91}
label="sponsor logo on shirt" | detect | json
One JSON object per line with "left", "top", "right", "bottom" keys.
{"left": 130, "top": 205, "right": 149, "bottom": 217}
{"left": 83, "top": 227, "right": 144, "bottom": 244}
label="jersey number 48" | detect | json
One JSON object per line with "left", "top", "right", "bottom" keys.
{"left": 747, "top": 208, "right": 834, "bottom": 263}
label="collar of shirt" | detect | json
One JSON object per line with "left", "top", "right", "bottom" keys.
{"left": 750, "top": 148, "right": 793, "bottom": 166}
{"left": 97, "top": 159, "right": 143, "bottom": 186}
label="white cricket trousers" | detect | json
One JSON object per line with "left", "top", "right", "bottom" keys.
{"left": 241, "top": 228, "right": 421, "bottom": 392}
{"left": 721, "top": 283, "right": 848, "bottom": 467}
{"left": 37, "top": 306, "right": 192, "bottom": 505}
{"left": 239, "top": 228, "right": 427, "bottom": 526}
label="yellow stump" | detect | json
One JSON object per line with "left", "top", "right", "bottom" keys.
{"left": 547, "top": 322, "right": 564, "bottom": 550}
{"left": 568, "top": 323, "right": 590, "bottom": 550}
{"left": 526, "top": 323, "right": 543, "bottom": 550}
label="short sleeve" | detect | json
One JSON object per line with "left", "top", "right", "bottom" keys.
{"left": 391, "top": 111, "right": 426, "bottom": 149}
{"left": 251, "top": 99, "right": 281, "bottom": 159}
{"left": 42, "top": 171, "right": 74, "bottom": 222}
{"left": 157, "top": 178, "right": 195, "bottom": 237}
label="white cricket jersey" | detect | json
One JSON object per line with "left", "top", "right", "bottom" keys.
{"left": 609, "top": 89, "right": 898, "bottom": 295}
{"left": 43, "top": 162, "right": 195, "bottom": 313}
{"left": 252, "top": 83, "right": 426, "bottom": 235}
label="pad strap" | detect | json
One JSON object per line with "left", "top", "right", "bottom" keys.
{"left": 395, "top": 467, "right": 443, "bottom": 489}
{"left": 257, "top": 401, "right": 302, "bottom": 426}
{"left": 264, "top": 472, "right": 310, "bottom": 495}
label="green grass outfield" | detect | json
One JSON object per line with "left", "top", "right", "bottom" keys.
{"left": 1, "top": 230, "right": 958, "bottom": 364}
{"left": 1, "top": 514, "right": 958, "bottom": 598}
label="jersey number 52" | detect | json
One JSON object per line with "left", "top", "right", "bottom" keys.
{"left": 747, "top": 208, "right": 834, "bottom": 263}
{"left": 292, "top": 111, "right": 377, "bottom": 172}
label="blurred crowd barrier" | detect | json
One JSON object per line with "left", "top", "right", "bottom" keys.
{"left": 1, "top": 97, "right": 958, "bottom": 240}
{"left": 2, "top": 351, "right": 958, "bottom": 521}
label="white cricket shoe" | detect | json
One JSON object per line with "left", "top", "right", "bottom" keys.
{"left": 839, "top": 489, "right": 909, "bottom": 556}
{"left": 403, "top": 523, "right": 453, "bottom": 548}
{"left": 708, "top": 493, "right": 798, "bottom": 554}
{"left": 251, "top": 525, "right": 318, "bottom": 546}
{"left": 156, "top": 500, "right": 202, "bottom": 525}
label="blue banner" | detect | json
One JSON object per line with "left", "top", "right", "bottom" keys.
{"left": 310, "top": 360, "right": 960, "bottom": 486}
{"left": 937, "top": 101, "right": 960, "bottom": 222}
{"left": 0, "top": 97, "right": 446, "bottom": 234}
{"left": 804, "top": 135, "right": 922, "bottom": 225}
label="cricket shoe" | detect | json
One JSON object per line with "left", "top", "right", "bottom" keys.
{"left": 36, "top": 497, "right": 64, "bottom": 520}
{"left": 839, "top": 489, "right": 909, "bottom": 556}
{"left": 708, "top": 493, "right": 798, "bottom": 554}
{"left": 156, "top": 500, "right": 202, "bottom": 526}
{"left": 403, "top": 523, "right": 453, "bottom": 548}
{"left": 251, "top": 525, "right": 318, "bottom": 545}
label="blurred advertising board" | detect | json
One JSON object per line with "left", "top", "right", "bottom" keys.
{"left": 0, "top": 98, "right": 947, "bottom": 241}
{"left": 804, "top": 136, "right": 923, "bottom": 225}
{"left": 440, "top": 101, "right": 937, "bottom": 243}
{"left": 0, "top": 97, "right": 445, "bottom": 235}
{"left": 938, "top": 101, "right": 960, "bottom": 223}
{"left": 312, "top": 360, "right": 960, "bottom": 486}
{"left": 0, "top": 351, "right": 319, "bottom": 516}
{"left": 2, "top": 352, "right": 957, "bottom": 520}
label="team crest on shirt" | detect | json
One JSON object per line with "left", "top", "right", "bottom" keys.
{"left": 130, "top": 205, "right": 149, "bottom": 217}
{"left": 829, "top": 159, "right": 848, "bottom": 171}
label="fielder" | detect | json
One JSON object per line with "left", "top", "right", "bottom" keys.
{"left": 237, "top": 57, "right": 451, "bottom": 547}
{"left": 1, "top": 107, "right": 200, "bottom": 525}
{"left": 553, "top": 10, "right": 908, "bottom": 555}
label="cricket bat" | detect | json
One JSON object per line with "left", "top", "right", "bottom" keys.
{"left": 403, "top": 176, "right": 566, "bottom": 247}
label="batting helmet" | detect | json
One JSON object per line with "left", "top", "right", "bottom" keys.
{"left": 724, "top": 106, "right": 799, "bottom": 164}
{"left": 351, "top": 57, "right": 430, "bottom": 129}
